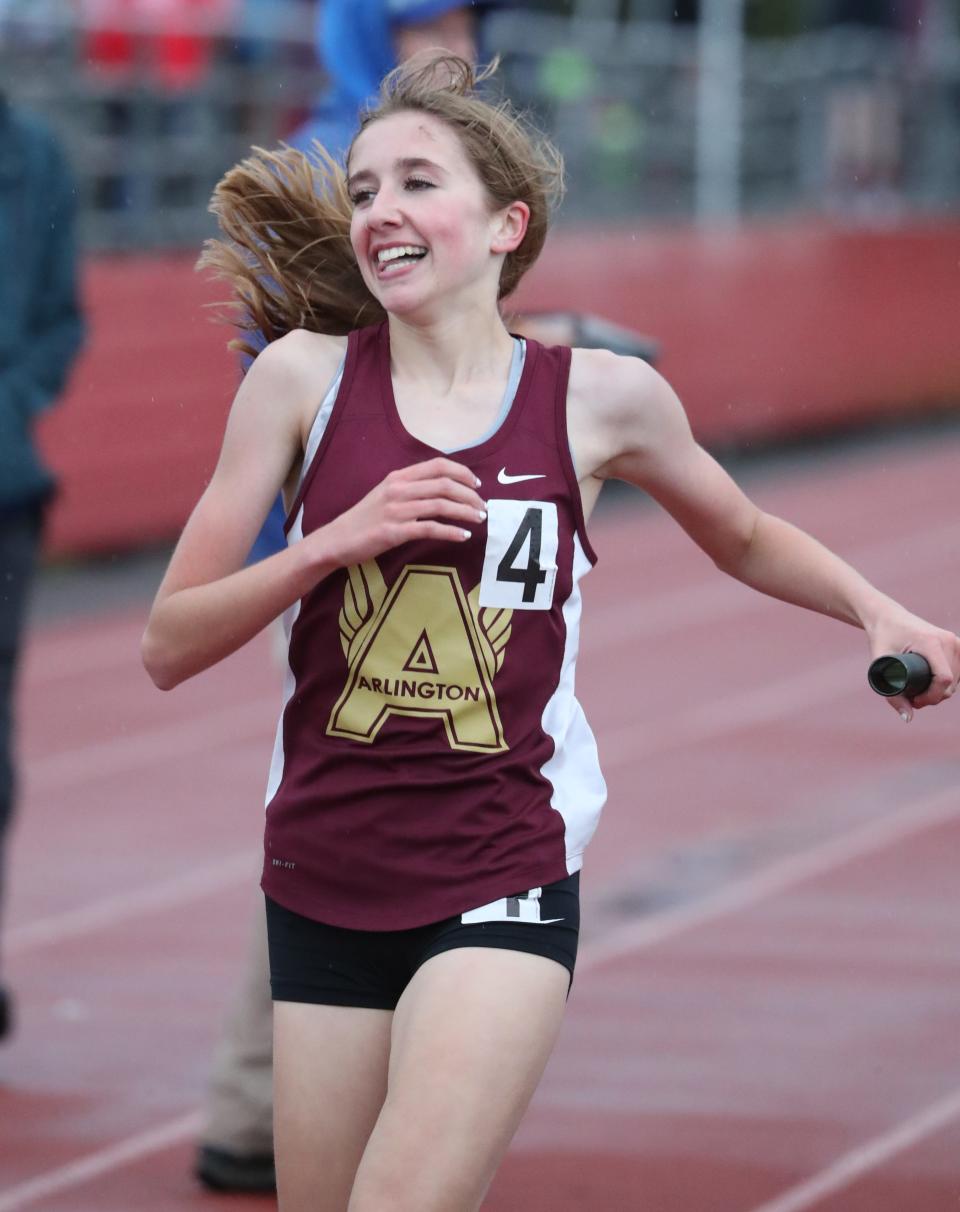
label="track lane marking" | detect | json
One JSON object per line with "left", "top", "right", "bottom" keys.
{"left": 21, "top": 512, "right": 959, "bottom": 686}
{"left": 6, "top": 851, "right": 259, "bottom": 956}
{"left": 0, "top": 1111, "right": 203, "bottom": 1212}
{"left": 746, "top": 1085, "right": 960, "bottom": 1212}
{"left": 22, "top": 505, "right": 958, "bottom": 782}
{"left": 7, "top": 449, "right": 958, "bottom": 1206}
{"left": 3, "top": 788, "right": 957, "bottom": 1204}
{"left": 584, "top": 514, "right": 960, "bottom": 641}
{"left": 577, "top": 782, "right": 960, "bottom": 971}
{"left": 4, "top": 789, "right": 958, "bottom": 1207}
{"left": 10, "top": 648, "right": 947, "bottom": 954}
{"left": 19, "top": 510, "right": 956, "bottom": 783}
{"left": 597, "top": 652, "right": 866, "bottom": 765}
{"left": 10, "top": 650, "right": 870, "bottom": 952}
{"left": 23, "top": 696, "right": 279, "bottom": 792}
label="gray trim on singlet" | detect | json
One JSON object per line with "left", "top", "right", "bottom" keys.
{"left": 438, "top": 336, "right": 579, "bottom": 476}
{"left": 297, "top": 354, "right": 346, "bottom": 491}
{"left": 440, "top": 337, "right": 526, "bottom": 455}
{"left": 298, "top": 337, "right": 540, "bottom": 484}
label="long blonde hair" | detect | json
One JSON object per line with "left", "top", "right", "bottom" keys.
{"left": 198, "top": 52, "right": 565, "bottom": 357}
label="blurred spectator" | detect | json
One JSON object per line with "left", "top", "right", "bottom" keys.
{"left": 0, "top": 89, "right": 84, "bottom": 1041}
{"left": 0, "top": 0, "right": 72, "bottom": 46}
{"left": 81, "top": 0, "right": 237, "bottom": 90}
{"left": 286, "top": 0, "right": 493, "bottom": 159}
{"left": 80, "top": 0, "right": 238, "bottom": 211}
{"left": 822, "top": 2, "right": 920, "bottom": 213}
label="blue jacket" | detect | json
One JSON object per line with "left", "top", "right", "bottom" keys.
{"left": 290, "top": 0, "right": 501, "bottom": 158}
{"left": 0, "top": 96, "right": 84, "bottom": 513}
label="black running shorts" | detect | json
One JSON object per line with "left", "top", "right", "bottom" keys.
{"left": 265, "top": 872, "right": 580, "bottom": 1010}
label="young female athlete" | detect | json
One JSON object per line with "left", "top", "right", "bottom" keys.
{"left": 142, "top": 52, "right": 960, "bottom": 1212}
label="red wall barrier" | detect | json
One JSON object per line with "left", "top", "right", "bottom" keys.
{"left": 39, "top": 257, "right": 238, "bottom": 557}
{"left": 515, "top": 219, "right": 960, "bottom": 444}
{"left": 38, "top": 219, "right": 960, "bottom": 556}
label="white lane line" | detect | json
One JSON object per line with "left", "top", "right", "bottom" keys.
{"left": 24, "top": 509, "right": 956, "bottom": 788}
{"left": 578, "top": 781, "right": 960, "bottom": 972}
{"left": 747, "top": 1085, "right": 960, "bottom": 1212}
{"left": 6, "top": 851, "right": 260, "bottom": 957}
{"left": 6, "top": 651, "right": 934, "bottom": 957}
{"left": 22, "top": 513, "right": 959, "bottom": 685}
{"left": 20, "top": 510, "right": 956, "bottom": 787}
{"left": 24, "top": 636, "right": 865, "bottom": 800}
{"left": 9, "top": 652, "right": 862, "bottom": 956}
{"left": 24, "top": 695, "right": 279, "bottom": 793}
{"left": 598, "top": 652, "right": 866, "bottom": 766}
{"left": 583, "top": 515, "right": 960, "bottom": 643}
{"left": 4, "top": 787, "right": 957, "bottom": 1206}
{"left": 22, "top": 618, "right": 149, "bottom": 685}
{"left": 0, "top": 1110, "right": 203, "bottom": 1212}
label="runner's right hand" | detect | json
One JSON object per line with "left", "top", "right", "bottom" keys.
{"left": 315, "top": 457, "right": 487, "bottom": 569}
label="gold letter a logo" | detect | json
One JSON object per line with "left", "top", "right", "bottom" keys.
{"left": 328, "top": 562, "right": 511, "bottom": 752}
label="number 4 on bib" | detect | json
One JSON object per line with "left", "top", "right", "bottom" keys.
{"left": 479, "top": 500, "right": 558, "bottom": 611}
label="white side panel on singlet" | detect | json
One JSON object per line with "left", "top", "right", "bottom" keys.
{"left": 264, "top": 507, "right": 303, "bottom": 809}
{"left": 539, "top": 535, "right": 607, "bottom": 871}
{"left": 264, "top": 360, "right": 344, "bottom": 810}
{"left": 299, "top": 361, "right": 344, "bottom": 483}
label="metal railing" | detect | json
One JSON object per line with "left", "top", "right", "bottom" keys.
{"left": 4, "top": 4, "right": 959, "bottom": 252}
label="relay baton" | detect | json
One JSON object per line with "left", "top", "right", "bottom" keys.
{"left": 867, "top": 652, "right": 933, "bottom": 698}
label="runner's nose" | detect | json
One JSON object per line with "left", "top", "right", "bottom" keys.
{"left": 368, "top": 186, "right": 403, "bottom": 228}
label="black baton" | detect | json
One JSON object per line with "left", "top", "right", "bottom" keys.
{"left": 867, "top": 652, "right": 932, "bottom": 698}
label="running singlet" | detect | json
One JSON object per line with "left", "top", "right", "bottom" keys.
{"left": 261, "top": 322, "right": 606, "bottom": 930}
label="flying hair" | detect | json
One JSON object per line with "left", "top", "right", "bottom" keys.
{"left": 198, "top": 50, "right": 565, "bottom": 357}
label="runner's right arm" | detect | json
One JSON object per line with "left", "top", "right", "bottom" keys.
{"left": 141, "top": 333, "right": 485, "bottom": 689}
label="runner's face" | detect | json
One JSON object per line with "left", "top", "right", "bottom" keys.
{"left": 348, "top": 111, "right": 503, "bottom": 316}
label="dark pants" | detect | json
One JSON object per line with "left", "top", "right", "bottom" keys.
{"left": 0, "top": 504, "right": 42, "bottom": 949}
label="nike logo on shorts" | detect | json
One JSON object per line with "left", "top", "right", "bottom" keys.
{"left": 497, "top": 468, "right": 546, "bottom": 484}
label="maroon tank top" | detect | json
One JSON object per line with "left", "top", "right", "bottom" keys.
{"left": 260, "top": 321, "right": 603, "bottom": 930}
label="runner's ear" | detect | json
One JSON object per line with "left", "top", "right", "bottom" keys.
{"left": 491, "top": 201, "right": 529, "bottom": 255}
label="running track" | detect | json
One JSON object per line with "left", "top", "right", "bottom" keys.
{"left": 2, "top": 429, "right": 959, "bottom": 1211}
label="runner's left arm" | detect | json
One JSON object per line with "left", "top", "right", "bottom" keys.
{"left": 586, "top": 351, "right": 960, "bottom": 717}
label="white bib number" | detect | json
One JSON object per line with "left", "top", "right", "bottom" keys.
{"left": 479, "top": 499, "right": 558, "bottom": 611}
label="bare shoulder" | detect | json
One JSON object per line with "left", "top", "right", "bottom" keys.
{"left": 236, "top": 329, "right": 348, "bottom": 445}
{"left": 247, "top": 329, "right": 347, "bottom": 399}
{"left": 567, "top": 347, "right": 685, "bottom": 481}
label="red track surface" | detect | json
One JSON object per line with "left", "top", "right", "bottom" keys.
{"left": 2, "top": 431, "right": 959, "bottom": 1211}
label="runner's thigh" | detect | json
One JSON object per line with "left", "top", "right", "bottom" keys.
{"left": 348, "top": 947, "right": 569, "bottom": 1212}
{"left": 274, "top": 1001, "right": 392, "bottom": 1212}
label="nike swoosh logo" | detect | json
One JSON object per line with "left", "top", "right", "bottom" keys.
{"left": 497, "top": 468, "right": 546, "bottom": 484}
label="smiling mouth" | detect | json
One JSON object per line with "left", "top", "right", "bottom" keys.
{"left": 375, "top": 245, "right": 428, "bottom": 275}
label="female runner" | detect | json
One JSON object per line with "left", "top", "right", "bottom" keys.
{"left": 142, "top": 52, "right": 960, "bottom": 1212}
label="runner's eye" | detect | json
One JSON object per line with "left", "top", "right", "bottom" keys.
{"left": 349, "top": 188, "right": 375, "bottom": 206}
{"left": 404, "top": 177, "right": 435, "bottom": 192}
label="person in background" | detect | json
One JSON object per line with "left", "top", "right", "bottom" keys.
{"left": 0, "top": 88, "right": 84, "bottom": 1041}
{"left": 290, "top": 0, "right": 485, "bottom": 160}
{"left": 81, "top": 0, "right": 238, "bottom": 88}
{"left": 80, "top": 0, "right": 238, "bottom": 211}
{"left": 820, "top": 0, "right": 934, "bottom": 215}
{"left": 194, "top": 1, "right": 500, "bottom": 1194}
